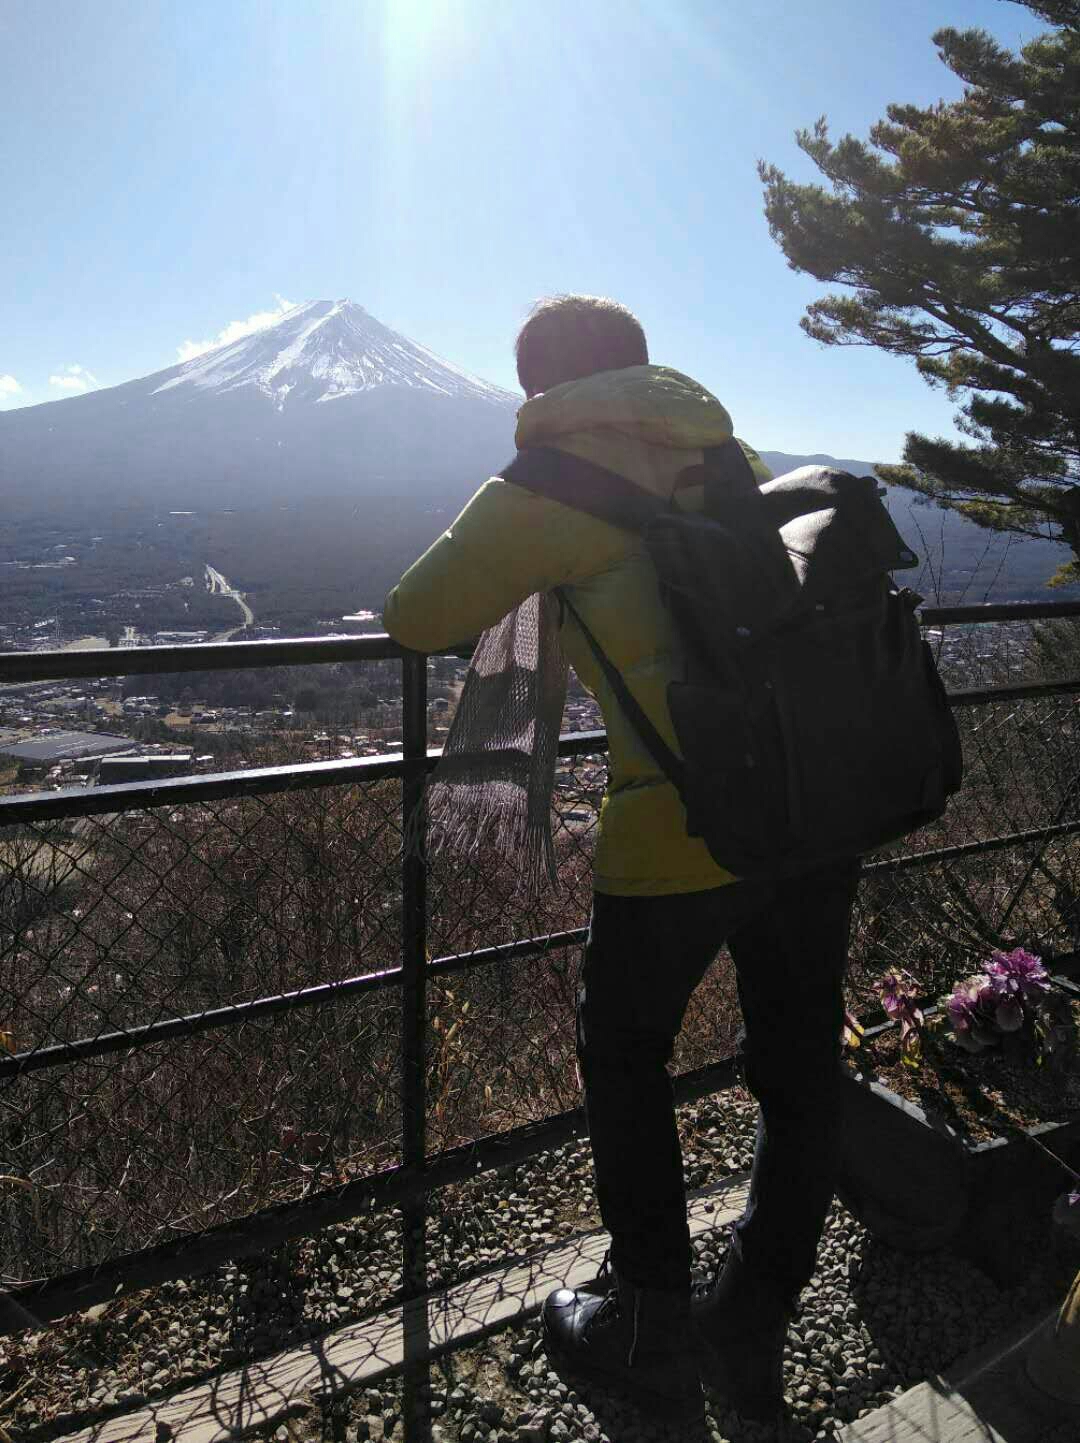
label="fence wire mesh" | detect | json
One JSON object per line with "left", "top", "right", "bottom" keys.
{"left": 4, "top": 694, "right": 1077, "bottom": 1291}
{"left": 846, "top": 684, "right": 1080, "bottom": 1011}
{"left": 1, "top": 779, "right": 406, "bottom": 1287}
{"left": 1, "top": 620, "right": 1080, "bottom": 1439}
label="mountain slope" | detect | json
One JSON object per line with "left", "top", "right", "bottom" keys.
{"left": 0, "top": 301, "right": 519, "bottom": 514}
{"left": 758, "top": 449, "right": 879, "bottom": 479}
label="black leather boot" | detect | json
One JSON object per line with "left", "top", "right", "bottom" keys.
{"left": 543, "top": 1259, "right": 704, "bottom": 1422}
{"left": 690, "top": 1253, "right": 791, "bottom": 1422}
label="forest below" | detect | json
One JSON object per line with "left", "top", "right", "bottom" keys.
{"left": 0, "top": 495, "right": 459, "bottom": 639}
{"left": 3, "top": 472, "right": 1077, "bottom": 647}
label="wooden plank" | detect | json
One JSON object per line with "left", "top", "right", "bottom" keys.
{"left": 838, "top": 1307, "right": 1078, "bottom": 1443}
{"left": 55, "top": 1173, "right": 750, "bottom": 1443}
{"left": 837, "top": 1383, "right": 1016, "bottom": 1443}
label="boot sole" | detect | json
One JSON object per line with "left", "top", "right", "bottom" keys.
{"left": 543, "top": 1317, "right": 705, "bottom": 1424}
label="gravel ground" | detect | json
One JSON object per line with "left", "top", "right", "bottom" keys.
{"left": 268, "top": 1207, "right": 1079, "bottom": 1443}
{"left": 1, "top": 1087, "right": 1076, "bottom": 1443}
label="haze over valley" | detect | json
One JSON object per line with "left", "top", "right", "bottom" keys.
{"left": 2, "top": 300, "right": 1075, "bottom": 651}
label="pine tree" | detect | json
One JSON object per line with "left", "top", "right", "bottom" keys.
{"left": 759, "top": 2, "right": 1080, "bottom": 584}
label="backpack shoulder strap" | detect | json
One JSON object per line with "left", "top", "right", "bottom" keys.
{"left": 556, "top": 589, "right": 687, "bottom": 800}
{"left": 702, "top": 437, "right": 768, "bottom": 518}
{"left": 502, "top": 438, "right": 761, "bottom": 528}
{"left": 498, "top": 446, "right": 666, "bottom": 533}
{"left": 502, "top": 441, "right": 756, "bottom": 806}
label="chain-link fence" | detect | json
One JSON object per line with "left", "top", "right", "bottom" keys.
{"left": 2, "top": 613, "right": 1079, "bottom": 1339}
{"left": 0, "top": 754, "right": 603, "bottom": 1290}
{"left": 1, "top": 778, "right": 408, "bottom": 1286}
{"left": 843, "top": 611, "right": 1080, "bottom": 1012}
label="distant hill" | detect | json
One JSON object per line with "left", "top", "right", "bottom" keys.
{"left": 758, "top": 450, "right": 1075, "bottom": 604}
{"left": 759, "top": 450, "right": 880, "bottom": 480}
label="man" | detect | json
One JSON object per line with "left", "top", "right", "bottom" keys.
{"left": 383, "top": 295, "right": 860, "bottom": 1424}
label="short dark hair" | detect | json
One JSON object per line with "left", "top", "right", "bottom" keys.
{"left": 515, "top": 294, "right": 648, "bottom": 397}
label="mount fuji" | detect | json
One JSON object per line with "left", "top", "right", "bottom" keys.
{"left": 150, "top": 299, "right": 514, "bottom": 410}
{"left": 0, "top": 300, "right": 519, "bottom": 514}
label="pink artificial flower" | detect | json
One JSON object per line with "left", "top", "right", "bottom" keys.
{"left": 880, "top": 973, "right": 904, "bottom": 1018}
{"left": 987, "top": 948, "right": 1049, "bottom": 1000}
{"left": 946, "top": 989, "right": 974, "bottom": 1032}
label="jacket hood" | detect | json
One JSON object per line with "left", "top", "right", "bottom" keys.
{"left": 515, "top": 365, "right": 733, "bottom": 452}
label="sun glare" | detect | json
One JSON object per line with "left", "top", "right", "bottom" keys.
{"left": 378, "top": 0, "right": 462, "bottom": 114}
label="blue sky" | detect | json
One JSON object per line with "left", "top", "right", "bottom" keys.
{"left": 0, "top": 0, "right": 1048, "bottom": 461}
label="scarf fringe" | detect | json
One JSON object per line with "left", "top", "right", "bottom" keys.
{"left": 406, "top": 776, "right": 559, "bottom": 898}
{"left": 403, "top": 591, "right": 568, "bottom": 902}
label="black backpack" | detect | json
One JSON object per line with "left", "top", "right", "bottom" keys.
{"left": 500, "top": 439, "right": 963, "bottom": 878}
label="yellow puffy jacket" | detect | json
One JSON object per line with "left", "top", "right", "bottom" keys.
{"left": 382, "top": 364, "right": 771, "bottom": 896}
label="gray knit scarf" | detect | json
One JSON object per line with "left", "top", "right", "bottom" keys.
{"left": 418, "top": 590, "right": 569, "bottom": 896}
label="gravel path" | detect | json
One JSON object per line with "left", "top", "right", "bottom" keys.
{"left": 273, "top": 1202, "right": 1077, "bottom": 1443}
{"left": 1, "top": 1087, "right": 1075, "bottom": 1443}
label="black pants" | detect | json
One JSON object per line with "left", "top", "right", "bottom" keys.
{"left": 576, "top": 859, "right": 860, "bottom": 1301}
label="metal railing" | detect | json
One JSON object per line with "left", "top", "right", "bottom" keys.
{"left": 2, "top": 600, "right": 1080, "bottom": 1338}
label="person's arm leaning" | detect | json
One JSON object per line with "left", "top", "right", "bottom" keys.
{"left": 382, "top": 477, "right": 625, "bottom": 653}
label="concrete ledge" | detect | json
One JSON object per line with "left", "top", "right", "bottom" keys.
{"left": 837, "top": 1306, "right": 1080, "bottom": 1442}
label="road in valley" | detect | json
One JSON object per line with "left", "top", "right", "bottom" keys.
{"left": 205, "top": 565, "right": 254, "bottom": 641}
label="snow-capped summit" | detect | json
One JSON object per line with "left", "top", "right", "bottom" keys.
{"left": 152, "top": 300, "right": 516, "bottom": 410}
{"left": 1, "top": 300, "right": 519, "bottom": 511}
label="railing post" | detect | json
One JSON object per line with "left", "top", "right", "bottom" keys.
{"left": 400, "top": 649, "right": 429, "bottom": 1217}
{"left": 400, "top": 650, "right": 430, "bottom": 1437}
